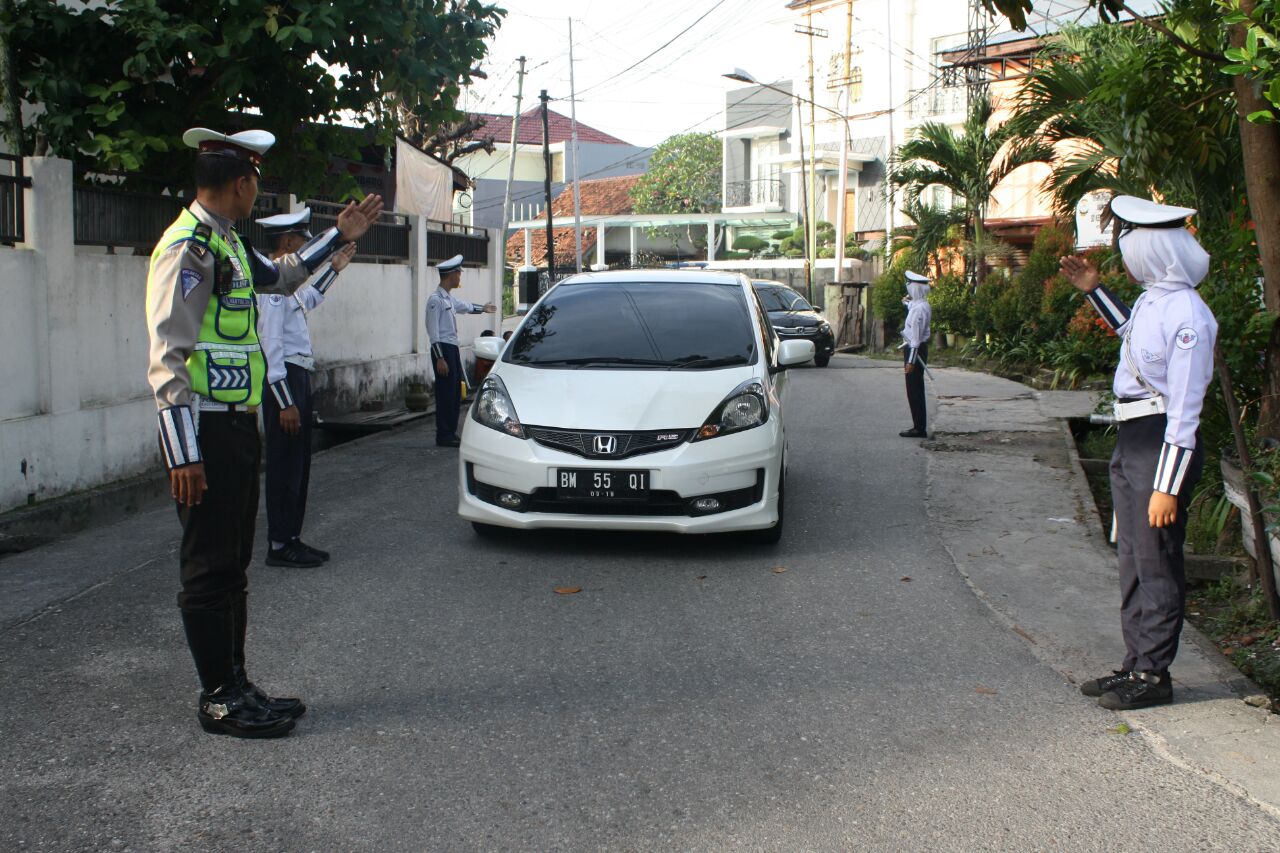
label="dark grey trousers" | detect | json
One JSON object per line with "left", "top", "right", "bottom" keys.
{"left": 1109, "top": 414, "right": 1203, "bottom": 674}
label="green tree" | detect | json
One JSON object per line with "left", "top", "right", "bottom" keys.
{"left": 891, "top": 92, "right": 1051, "bottom": 285}
{"left": 893, "top": 198, "right": 966, "bottom": 279}
{"left": 629, "top": 131, "right": 722, "bottom": 253}
{"left": 0, "top": 0, "right": 504, "bottom": 195}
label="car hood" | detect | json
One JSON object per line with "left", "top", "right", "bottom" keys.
{"left": 496, "top": 363, "right": 758, "bottom": 430}
{"left": 768, "top": 310, "right": 823, "bottom": 328}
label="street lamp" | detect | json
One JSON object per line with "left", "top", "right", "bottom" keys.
{"left": 723, "top": 69, "right": 855, "bottom": 304}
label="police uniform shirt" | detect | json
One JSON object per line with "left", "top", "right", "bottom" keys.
{"left": 257, "top": 282, "right": 330, "bottom": 408}
{"left": 1085, "top": 227, "right": 1217, "bottom": 497}
{"left": 901, "top": 281, "right": 932, "bottom": 365}
{"left": 144, "top": 200, "right": 343, "bottom": 462}
{"left": 425, "top": 285, "right": 485, "bottom": 359}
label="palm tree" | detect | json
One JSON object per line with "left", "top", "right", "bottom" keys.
{"left": 892, "top": 198, "right": 966, "bottom": 279}
{"left": 892, "top": 91, "right": 1052, "bottom": 284}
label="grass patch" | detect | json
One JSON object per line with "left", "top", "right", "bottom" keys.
{"left": 1187, "top": 576, "right": 1280, "bottom": 706}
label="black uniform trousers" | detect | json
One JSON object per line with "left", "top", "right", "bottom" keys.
{"left": 175, "top": 411, "right": 260, "bottom": 611}
{"left": 262, "top": 363, "right": 313, "bottom": 545}
{"left": 1110, "top": 413, "right": 1203, "bottom": 674}
{"left": 904, "top": 342, "right": 929, "bottom": 432}
{"left": 433, "top": 342, "right": 463, "bottom": 443}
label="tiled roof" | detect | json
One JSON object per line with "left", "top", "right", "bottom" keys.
{"left": 466, "top": 108, "right": 632, "bottom": 147}
{"left": 506, "top": 174, "right": 642, "bottom": 267}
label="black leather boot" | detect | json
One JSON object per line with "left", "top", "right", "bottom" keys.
{"left": 182, "top": 608, "right": 295, "bottom": 738}
{"left": 233, "top": 594, "right": 306, "bottom": 719}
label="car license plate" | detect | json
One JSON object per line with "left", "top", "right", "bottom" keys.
{"left": 556, "top": 469, "right": 649, "bottom": 500}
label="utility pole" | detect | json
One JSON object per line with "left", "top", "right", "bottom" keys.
{"left": 883, "top": 0, "right": 895, "bottom": 269}
{"left": 499, "top": 56, "right": 527, "bottom": 302}
{"left": 805, "top": 10, "right": 819, "bottom": 304}
{"left": 568, "top": 18, "right": 584, "bottom": 273}
{"left": 0, "top": 0, "right": 23, "bottom": 155}
{"left": 540, "top": 90, "right": 556, "bottom": 283}
{"left": 833, "top": 0, "right": 853, "bottom": 293}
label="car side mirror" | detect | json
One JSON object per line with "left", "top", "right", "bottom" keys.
{"left": 777, "top": 339, "right": 815, "bottom": 368}
{"left": 474, "top": 336, "right": 503, "bottom": 361}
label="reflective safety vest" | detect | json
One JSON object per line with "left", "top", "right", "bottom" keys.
{"left": 151, "top": 209, "right": 265, "bottom": 405}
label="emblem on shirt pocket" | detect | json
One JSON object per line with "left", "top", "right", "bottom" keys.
{"left": 180, "top": 269, "right": 203, "bottom": 300}
{"left": 1175, "top": 327, "right": 1199, "bottom": 350}
{"left": 1140, "top": 348, "right": 1164, "bottom": 363}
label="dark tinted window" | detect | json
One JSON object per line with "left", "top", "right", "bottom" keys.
{"left": 506, "top": 280, "right": 757, "bottom": 369}
{"left": 753, "top": 284, "right": 812, "bottom": 312}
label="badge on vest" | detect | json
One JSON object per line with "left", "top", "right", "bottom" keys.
{"left": 180, "top": 269, "right": 203, "bottom": 300}
{"left": 1175, "top": 328, "right": 1199, "bottom": 350}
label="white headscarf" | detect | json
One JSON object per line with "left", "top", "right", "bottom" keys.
{"left": 1118, "top": 227, "right": 1210, "bottom": 292}
{"left": 905, "top": 281, "right": 931, "bottom": 303}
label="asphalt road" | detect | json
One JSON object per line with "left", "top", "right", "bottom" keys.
{"left": 3, "top": 355, "right": 1279, "bottom": 851}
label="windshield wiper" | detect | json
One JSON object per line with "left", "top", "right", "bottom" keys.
{"left": 674, "top": 356, "right": 750, "bottom": 368}
{"left": 524, "top": 356, "right": 673, "bottom": 367}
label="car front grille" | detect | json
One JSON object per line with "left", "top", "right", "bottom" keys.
{"left": 524, "top": 427, "right": 694, "bottom": 460}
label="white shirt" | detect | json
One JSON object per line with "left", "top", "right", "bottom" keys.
{"left": 901, "top": 299, "right": 931, "bottom": 365}
{"left": 258, "top": 285, "right": 325, "bottom": 385}
{"left": 425, "top": 285, "right": 483, "bottom": 357}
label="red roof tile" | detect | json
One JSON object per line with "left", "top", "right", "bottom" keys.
{"left": 466, "top": 108, "right": 632, "bottom": 147}
{"left": 506, "top": 175, "right": 642, "bottom": 267}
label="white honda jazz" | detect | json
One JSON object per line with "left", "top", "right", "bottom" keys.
{"left": 457, "top": 269, "right": 813, "bottom": 543}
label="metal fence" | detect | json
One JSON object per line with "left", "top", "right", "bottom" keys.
{"left": 424, "top": 218, "right": 490, "bottom": 266}
{"left": 74, "top": 184, "right": 187, "bottom": 250}
{"left": 0, "top": 155, "right": 31, "bottom": 244}
{"left": 308, "top": 200, "right": 412, "bottom": 263}
{"left": 725, "top": 179, "right": 784, "bottom": 209}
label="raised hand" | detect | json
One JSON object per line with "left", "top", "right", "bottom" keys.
{"left": 1059, "top": 254, "right": 1100, "bottom": 293}
{"left": 330, "top": 242, "right": 357, "bottom": 272}
{"left": 336, "top": 194, "right": 385, "bottom": 243}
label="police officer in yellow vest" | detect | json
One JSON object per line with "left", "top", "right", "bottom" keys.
{"left": 144, "top": 127, "right": 383, "bottom": 738}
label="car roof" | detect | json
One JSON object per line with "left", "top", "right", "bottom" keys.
{"left": 556, "top": 269, "right": 748, "bottom": 287}
{"left": 752, "top": 280, "right": 793, "bottom": 289}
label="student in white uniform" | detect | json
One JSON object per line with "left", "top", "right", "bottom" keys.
{"left": 1059, "top": 195, "right": 1218, "bottom": 711}
{"left": 256, "top": 209, "right": 356, "bottom": 569}
{"left": 900, "top": 271, "right": 932, "bottom": 438}
{"left": 424, "top": 254, "right": 496, "bottom": 447}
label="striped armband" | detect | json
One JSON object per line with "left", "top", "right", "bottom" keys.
{"left": 1154, "top": 442, "right": 1194, "bottom": 496}
{"left": 314, "top": 267, "right": 339, "bottom": 294}
{"left": 267, "top": 378, "right": 295, "bottom": 410}
{"left": 431, "top": 342, "right": 445, "bottom": 360}
{"left": 297, "top": 227, "right": 343, "bottom": 273}
{"left": 157, "top": 406, "right": 200, "bottom": 469}
{"left": 1084, "top": 284, "right": 1130, "bottom": 330}
{"left": 905, "top": 345, "right": 918, "bottom": 365}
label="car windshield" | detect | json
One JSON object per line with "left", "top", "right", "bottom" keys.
{"left": 505, "top": 280, "right": 757, "bottom": 369}
{"left": 754, "top": 285, "right": 812, "bottom": 312}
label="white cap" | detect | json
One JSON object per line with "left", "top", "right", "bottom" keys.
{"left": 436, "top": 254, "right": 464, "bottom": 273}
{"left": 904, "top": 270, "right": 930, "bottom": 283}
{"left": 183, "top": 128, "right": 276, "bottom": 169}
{"left": 255, "top": 209, "right": 311, "bottom": 231}
{"left": 1110, "top": 195, "right": 1196, "bottom": 227}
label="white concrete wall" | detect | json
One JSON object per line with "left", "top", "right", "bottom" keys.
{"left": 0, "top": 157, "right": 501, "bottom": 514}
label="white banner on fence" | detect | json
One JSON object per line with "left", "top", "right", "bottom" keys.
{"left": 394, "top": 138, "right": 454, "bottom": 221}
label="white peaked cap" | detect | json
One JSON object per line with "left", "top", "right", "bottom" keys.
{"left": 255, "top": 209, "right": 312, "bottom": 230}
{"left": 182, "top": 128, "right": 276, "bottom": 166}
{"left": 436, "top": 254, "right": 464, "bottom": 272}
{"left": 1110, "top": 195, "right": 1196, "bottom": 226}
{"left": 904, "top": 270, "right": 931, "bottom": 282}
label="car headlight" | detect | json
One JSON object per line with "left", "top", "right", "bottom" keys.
{"left": 472, "top": 374, "right": 525, "bottom": 439}
{"left": 693, "top": 379, "right": 769, "bottom": 441}
{"left": 818, "top": 323, "right": 831, "bottom": 334}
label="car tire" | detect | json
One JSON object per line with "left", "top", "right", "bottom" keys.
{"left": 747, "top": 471, "right": 784, "bottom": 545}
{"left": 471, "top": 521, "right": 506, "bottom": 539}
{"left": 814, "top": 354, "right": 831, "bottom": 367}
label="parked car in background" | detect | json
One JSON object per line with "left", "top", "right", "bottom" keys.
{"left": 458, "top": 269, "right": 814, "bottom": 544}
{"left": 752, "top": 280, "right": 835, "bottom": 367}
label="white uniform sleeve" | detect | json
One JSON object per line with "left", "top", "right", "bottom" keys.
{"left": 425, "top": 294, "right": 444, "bottom": 360}
{"left": 450, "top": 292, "right": 484, "bottom": 315}
{"left": 1085, "top": 283, "right": 1132, "bottom": 334}
{"left": 296, "top": 284, "right": 325, "bottom": 312}
{"left": 1153, "top": 295, "right": 1216, "bottom": 496}
{"left": 257, "top": 294, "right": 294, "bottom": 408}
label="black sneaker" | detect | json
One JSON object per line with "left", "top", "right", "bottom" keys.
{"left": 1080, "top": 669, "right": 1132, "bottom": 698}
{"left": 1099, "top": 671, "right": 1173, "bottom": 710}
{"left": 899, "top": 428, "right": 926, "bottom": 438}
{"left": 436, "top": 436, "right": 461, "bottom": 447}
{"left": 265, "top": 540, "right": 323, "bottom": 568}
{"left": 297, "top": 541, "right": 330, "bottom": 562}
{"left": 197, "top": 686, "right": 296, "bottom": 738}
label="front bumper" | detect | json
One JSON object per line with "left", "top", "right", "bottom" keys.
{"left": 457, "top": 418, "right": 782, "bottom": 533}
{"left": 775, "top": 327, "right": 835, "bottom": 355}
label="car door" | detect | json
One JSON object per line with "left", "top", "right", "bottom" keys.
{"left": 749, "top": 283, "right": 788, "bottom": 422}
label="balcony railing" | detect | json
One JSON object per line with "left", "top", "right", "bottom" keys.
{"left": 424, "top": 218, "right": 490, "bottom": 266}
{"left": 0, "top": 155, "right": 30, "bottom": 245}
{"left": 907, "top": 85, "right": 966, "bottom": 120}
{"left": 725, "top": 178, "right": 785, "bottom": 209}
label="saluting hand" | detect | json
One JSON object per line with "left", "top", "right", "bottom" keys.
{"left": 1059, "top": 255, "right": 1100, "bottom": 293}
{"left": 336, "top": 194, "right": 385, "bottom": 243}
{"left": 1149, "top": 491, "right": 1178, "bottom": 528}
{"left": 171, "top": 463, "right": 208, "bottom": 507}
{"left": 330, "top": 242, "right": 357, "bottom": 273}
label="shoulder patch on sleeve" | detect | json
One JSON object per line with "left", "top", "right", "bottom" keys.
{"left": 180, "top": 269, "right": 203, "bottom": 300}
{"left": 267, "top": 294, "right": 284, "bottom": 306}
{"left": 1175, "top": 327, "right": 1200, "bottom": 350}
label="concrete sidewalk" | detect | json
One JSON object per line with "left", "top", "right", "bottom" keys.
{"left": 923, "top": 366, "right": 1280, "bottom": 818}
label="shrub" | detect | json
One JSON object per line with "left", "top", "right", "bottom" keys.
{"left": 871, "top": 255, "right": 912, "bottom": 333}
{"left": 929, "top": 273, "right": 971, "bottom": 335}
{"left": 732, "top": 234, "right": 768, "bottom": 252}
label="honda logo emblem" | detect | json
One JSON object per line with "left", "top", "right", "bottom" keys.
{"left": 592, "top": 435, "right": 618, "bottom": 455}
